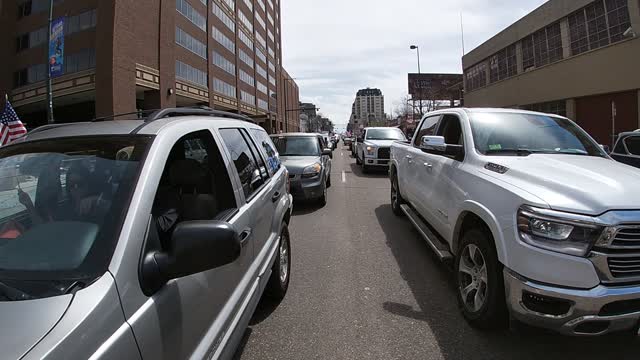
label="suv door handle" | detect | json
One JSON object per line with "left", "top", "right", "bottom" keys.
{"left": 239, "top": 228, "right": 252, "bottom": 246}
{"left": 272, "top": 191, "right": 281, "bottom": 203}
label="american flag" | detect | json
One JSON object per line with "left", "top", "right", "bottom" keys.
{"left": 0, "top": 99, "right": 27, "bottom": 146}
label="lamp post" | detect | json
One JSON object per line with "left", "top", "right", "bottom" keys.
{"left": 45, "top": 0, "right": 55, "bottom": 123}
{"left": 410, "top": 45, "right": 423, "bottom": 117}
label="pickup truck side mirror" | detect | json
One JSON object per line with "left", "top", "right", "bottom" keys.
{"left": 420, "top": 135, "right": 464, "bottom": 160}
{"left": 323, "top": 148, "right": 333, "bottom": 159}
{"left": 600, "top": 144, "right": 610, "bottom": 153}
{"left": 141, "top": 221, "right": 241, "bottom": 295}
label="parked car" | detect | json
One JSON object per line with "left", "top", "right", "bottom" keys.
{"left": 610, "top": 131, "right": 640, "bottom": 168}
{"left": 0, "top": 108, "right": 293, "bottom": 360}
{"left": 271, "top": 133, "right": 332, "bottom": 205}
{"left": 355, "top": 127, "right": 407, "bottom": 172}
{"left": 390, "top": 108, "right": 640, "bottom": 336}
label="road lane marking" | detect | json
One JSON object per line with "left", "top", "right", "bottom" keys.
{"left": 341, "top": 171, "right": 346, "bottom": 183}
{"left": 341, "top": 152, "right": 344, "bottom": 156}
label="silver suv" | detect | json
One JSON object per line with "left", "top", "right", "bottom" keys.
{"left": 0, "top": 108, "right": 293, "bottom": 360}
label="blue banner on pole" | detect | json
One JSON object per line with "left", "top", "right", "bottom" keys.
{"left": 49, "top": 17, "right": 65, "bottom": 78}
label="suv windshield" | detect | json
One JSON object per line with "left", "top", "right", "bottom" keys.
{"left": 469, "top": 112, "right": 605, "bottom": 157}
{"left": 272, "top": 136, "right": 320, "bottom": 156}
{"left": 0, "top": 136, "right": 150, "bottom": 300}
{"left": 366, "top": 129, "right": 406, "bottom": 141}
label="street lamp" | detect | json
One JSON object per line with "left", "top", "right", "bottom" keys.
{"left": 410, "top": 45, "right": 423, "bottom": 116}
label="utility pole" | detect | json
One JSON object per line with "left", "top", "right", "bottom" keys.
{"left": 45, "top": 0, "right": 55, "bottom": 124}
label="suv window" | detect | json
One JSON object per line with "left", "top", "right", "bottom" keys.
{"left": 251, "top": 129, "right": 281, "bottom": 175}
{"left": 219, "top": 128, "right": 265, "bottom": 200}
{"left": 150, "top": 130, "right": 236, "bottom": 248}
{"left": 243, "top": 129, "right": 270, "bottom": 181}
{"left": 624, "top": 136, "right": 640, "bottom": 156}
{"left": 414, "top": 115, "right": 440, "bottom": 146}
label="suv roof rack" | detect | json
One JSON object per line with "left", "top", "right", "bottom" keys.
{"left": 145, "top": 107, "right": 252, "bottom": 123}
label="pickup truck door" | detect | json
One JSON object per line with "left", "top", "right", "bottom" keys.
{"left": 405, "top": 115, "right": 441, "bottom": 222}
{"left": 427, "top": 114, "right": 467, "bottom": 239}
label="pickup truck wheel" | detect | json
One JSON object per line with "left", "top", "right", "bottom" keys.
{"left": 391, "top": 175, "right": 405, "bottom": 216}
{"left": 455, "top": 229, "right": 507, "bottom": 329}
{"left": 266, "top": 223, "right": 291, "bottom": 299}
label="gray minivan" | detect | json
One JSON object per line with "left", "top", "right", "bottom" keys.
{"left": 0, "top": 108, "right": 293, "bottom": 360}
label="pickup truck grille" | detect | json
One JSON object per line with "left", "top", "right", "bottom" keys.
{"left": 608, "top": 257, "right": 640, "bottom": 278}
{"left": 611, "top": 227, "right": 640, "bottom": 248}
{"left": 378, "top": 147, "right": 390, "bottom": 159}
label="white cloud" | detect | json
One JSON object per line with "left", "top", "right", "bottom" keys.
{"left": 281, "top": 0, "right": 548, "bottom": 126}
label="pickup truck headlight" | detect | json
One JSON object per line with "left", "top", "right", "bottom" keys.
{"left": 517, "top": 206, "right": 603, "bottom": 257}
{"left": 302, "top": 163, "right": 322, "bottom": 178}
{"left": 366, "top": 146, "right": 375, "bottom": 155}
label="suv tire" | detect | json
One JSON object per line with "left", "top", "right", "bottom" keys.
{"left": 327, "top": 174, "right": 332, "bottom": 188}
{"left": 391, "top": 174, "right": 405, "bottom": 216}
{"left": 266, "top": 223, "right": 291, "bottom": 299}
{"left": 318, "top": 184, "right": 327, "bottom": 206}
{"left": 455, "top": 228, "right": 507, "bottom": 329}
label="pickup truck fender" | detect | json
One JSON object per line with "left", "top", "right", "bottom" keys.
{"left": 451, "top": 200, "right": 507, "bottom": 264}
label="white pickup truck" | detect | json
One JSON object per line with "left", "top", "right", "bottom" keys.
{"left": 390, "top": 108, "right": 640, "bottom": 336}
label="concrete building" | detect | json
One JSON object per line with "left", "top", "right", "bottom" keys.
{"left": 462, "top": 0, "right": 640, "bottom": 146}
{"left": 0, "top": 0, "right": 299, "bottom": 134}
{"left": 349, "top": 88, "right": 384, "bottom": 129}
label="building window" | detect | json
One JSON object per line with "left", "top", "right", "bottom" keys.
{"left": 212, "top": 2, "right": 235, "bottom": 32}
{"left": 238, "top": 9, "right": 253, "bottom": 32}
{"left": 243, "top": 0, "right": 253, "bottom": 10}
{"left": 240, "top": 90, "right": 255, "bottom": 105}
{"left": 64, "top": 48, "right": 96, "bottom": 74}
{"left": 255, "top": 48, "right": 266, "bottom": 63}
{"left": 605, "top": 0, "right": 631, "bottom": 42}
{"left": 18, "top": 0, "right": 63, "bottom": 19}
{"left": 268, "top": 61, "right": 275, "bottom": 72}
{"left": 257, "top": 81, "right": 267, "bottom": 94}
{"left": 239, "top": 69, "right": 255, "bottom": 87}
{"left": 521, "top": 22, "right": 562, "bottom": 71}
{"left": 176, "top": 0, "right": 206, "bottom": 31}
{"left": 221, "top": 0, "right": 235, "bottom": 11}
{"left": 546, "top": 23, "right": 563, "bottom": 63}
{"left": 212, "top": 26, "right": 236, "bottom": 54}
{"left": 258, "top": 98, "right": 268, "bottom": 110}
{"left": 239, "top": 49, "right": 254, "bottom": 68}
{"left": 464, "top": 62, "right": 486, "bottom": 92}
{"left": 213, "top": 78, "right": 236, "bottom": 98}
{"left": 255, "top": 32, "right": 267, "bottom": 49}
{"left": 213, "top": 50, "right": 236, "bottom": 75}
{"left": 267, "top": 12, "right": 274, "bottom": 26}
{"left": 522, "top": 100, "right": 567, "bottom": 117}
{"left": 267, "top": 46, "right": 275, "bottom": 59}
{"left": 238, "top": 30, "right": 254, "bottom": 50}
{"left": 176, "top": 27, "right": 207, "bottom": 59}
{"left": 256, "top": 64, "right": 267, "bottom": 79}
{"left": 64, "top": 9, "right": 98, "bottom": 36}
{"left": 569, "top": 0, "right": 631, "bottom": 56}
{"left": 257, "top": 0, "right": 265, "bottom": 12}
{"left": 256, "top": 13, "right": 266, "bottom": 31}
{"left": 16, "top": 27, "right": 47, "bottom": 52}
{"left": 267, "top": 29, "right": 275, "bottom": 42}
{"left": 268, "top": 76, "right": 276, "bottom": 86}
{"left": 176, "top": 60, "right": 208, "bottom": 88}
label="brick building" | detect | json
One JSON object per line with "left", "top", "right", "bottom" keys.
{"left": 0, "top": 0, "right": 299, "bottom": 133}
{"left": 463, "top": 0, "right": 640, "bottom": 146}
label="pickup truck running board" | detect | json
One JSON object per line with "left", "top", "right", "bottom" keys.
{"left": 400, "top": 204, "right": 453, "bottom": 261}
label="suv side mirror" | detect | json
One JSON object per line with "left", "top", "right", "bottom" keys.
{"left": 420, "top": 135, "right": 464, "bottom": 159}
{"left": 322, "top": 148, "right": 333, "bottom": 158}
{"left": 141, "top": 221, "right": 241, "bottom": 295}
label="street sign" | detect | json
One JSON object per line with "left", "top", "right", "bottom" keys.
{"left": 49, "top": 17, "right": 65, "bottom": 78}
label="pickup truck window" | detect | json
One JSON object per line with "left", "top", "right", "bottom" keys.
{"left": 365, "top": 128, "right": 405, "bottom": 141}
{"left": 469, "top": 112, "right": 604, "bottom": 157}
{"left": 437, "top": 115, "right": 464, "bottom": 145}
{"left": 624, "top": 136, "right": 640, "bottom": 156}
{"left": 414, "top": 115, "right": 440, "bottom": 146}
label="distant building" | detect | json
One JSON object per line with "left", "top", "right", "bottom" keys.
{"left": 349, "top": 88, "right": 384, "bottom": 129}
{"left": 462, "top": 0, "right": 640, "bottom": 146}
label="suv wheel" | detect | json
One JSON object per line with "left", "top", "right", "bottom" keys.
{"left": 266, "top": 223, "right": 291, "bottom": 299}
{"left": 391, "top": 174, "right": 405, "bottom": 216}
{"left": 455, "top": 228, "right": 507, "bottom": 329}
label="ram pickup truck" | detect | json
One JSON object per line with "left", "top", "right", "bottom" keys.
{"left": 390, "top": 108, "right": 640, "bottom": 336}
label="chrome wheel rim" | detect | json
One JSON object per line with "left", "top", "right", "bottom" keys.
{"left": 458, "top": 244, "right": 488, "bottom": 313}
{"left": 279, "top": 234, "right": 289, "bottom": 284}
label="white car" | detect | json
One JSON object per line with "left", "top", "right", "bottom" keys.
{"left": 391, "top": 108, "right": 640, "bottom": 336}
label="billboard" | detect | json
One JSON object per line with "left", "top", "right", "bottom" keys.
{"left": 408, "top": 73, "right": 463, "bottom": 101}
{"left": 49, "top": 17, "right": 65, "bottom": 78}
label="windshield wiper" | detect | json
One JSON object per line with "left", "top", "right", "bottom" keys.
{"left": 485, "top": 148, "right": 534, "bottom": 156}
{"left": 0, "top": 280, "right": 33, "bottom": 301}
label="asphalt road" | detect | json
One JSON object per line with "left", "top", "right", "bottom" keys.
{"left": 235, "top": 143, "right": 640, "bottom": 360}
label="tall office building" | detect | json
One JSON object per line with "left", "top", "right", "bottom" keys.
{"left": 349, "top": 88, "right": 384, "bottom": 129}
{"left": 0, "top": 0, "right": 299, "bottom": 133}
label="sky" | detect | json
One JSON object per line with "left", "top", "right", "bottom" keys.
{"left": 280, "top": 0, "right": 548, "bottom": 131}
